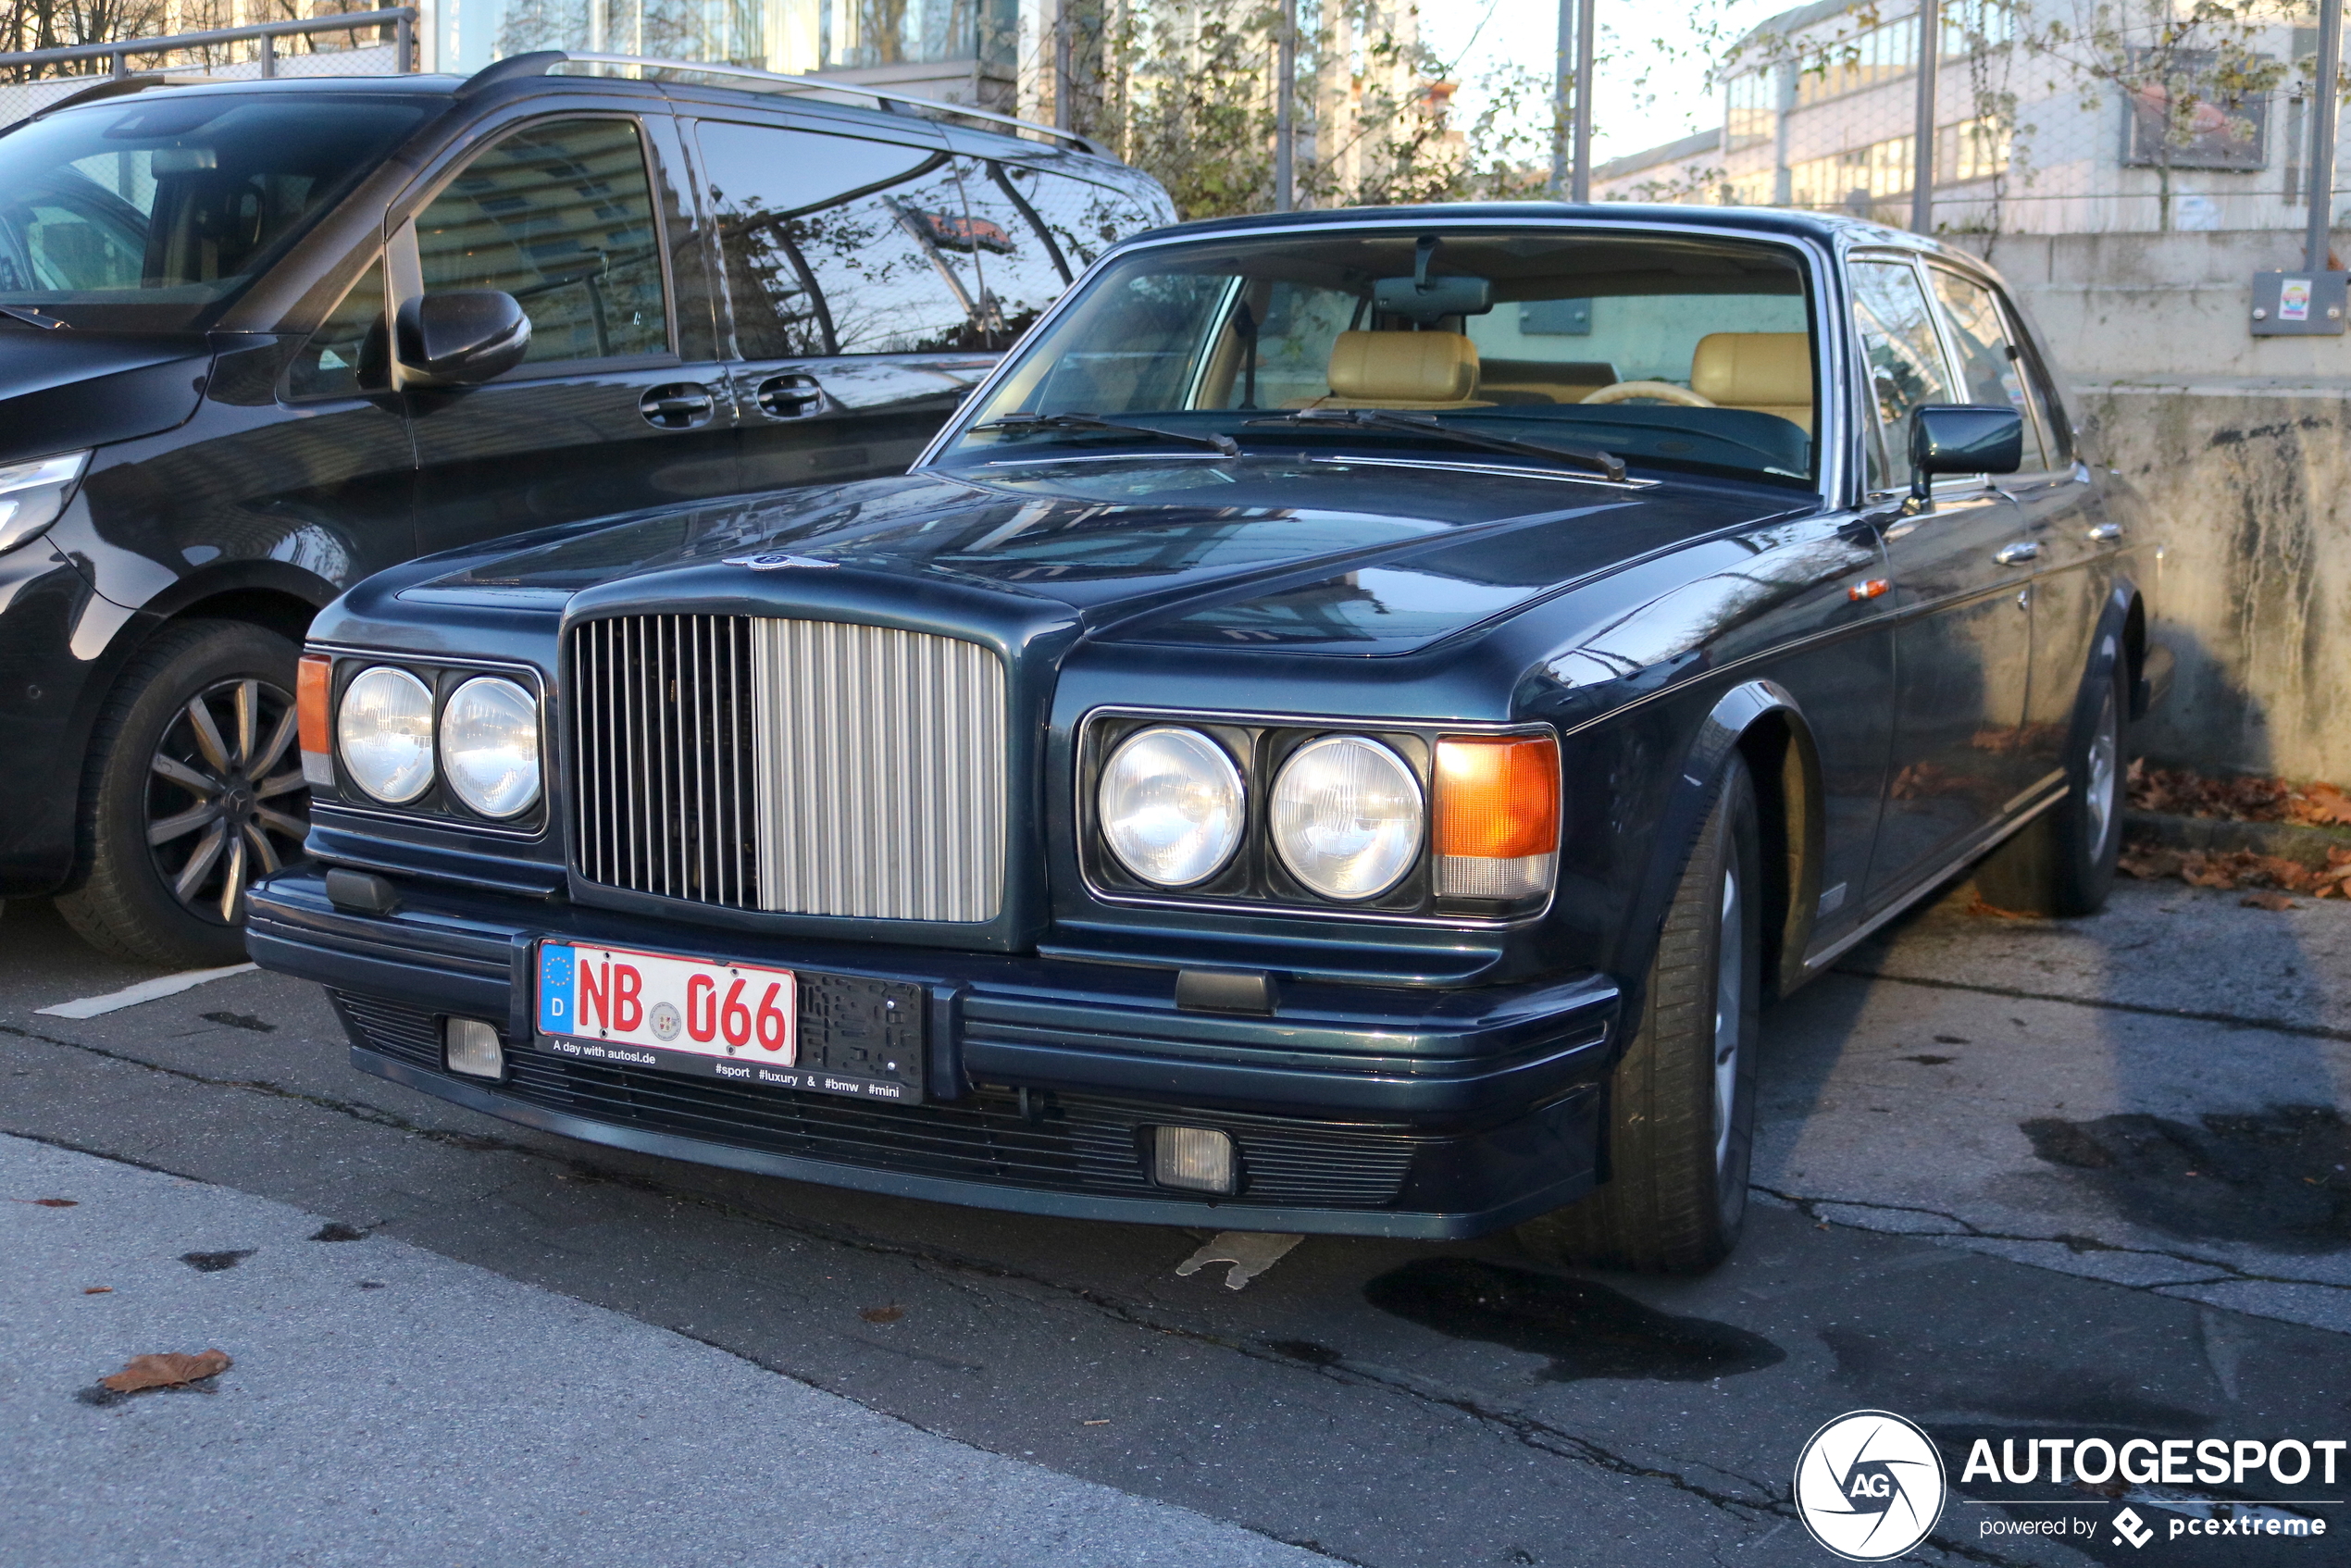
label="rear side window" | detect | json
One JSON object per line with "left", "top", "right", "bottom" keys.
{"left": 414, "top": 118, "right": 668, "bottom": 366}
{"left": 1926, "top": 268, "right": 2049, "bottom": 472}
{"left": 1848, "top": 258, "right": 1955, "bottom": 489}
{"left": 953, "top": 159, "right": 1070, "bottom": 346}
{"left": 694, "top": 120, "right": 989, "bottom": 356}
{"left": 1014, "top": 169, "right": 1165, "bottom": 270}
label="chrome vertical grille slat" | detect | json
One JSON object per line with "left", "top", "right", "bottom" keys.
{"left": 570, "top": 615, "right": 1004, "bottom": 923}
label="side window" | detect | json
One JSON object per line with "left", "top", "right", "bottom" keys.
{"left": 694, "top": 120, "right": 987, "bottom": 356}
{"left": 1926, "top": 268, "right": 2048, "bottom": 471}
{"left": 287, "top": 256, "right": 388, "bottom": 399}
{"left": 414, "top": 118, "right": 667, "bottom": 367}
{"left": 1848, "top": 258, "right": 1955, "bottom": 489}
{"left": 1203, "top": 280, "right": 1359, "bottom": 408}
{"left": 954, "top": 159, "right": 1073, "bottom": 347}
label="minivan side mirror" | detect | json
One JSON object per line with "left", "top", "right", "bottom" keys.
{"left": 395, "top": 291, "right": 531, "bottom": 386}
{"left": 1908, "top": 404, "right": 2023, "bottom": 509}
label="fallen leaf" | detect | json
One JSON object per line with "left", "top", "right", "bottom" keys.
{"left": 99, "top": 1349, "right": 231, "bottom": 1393}
{"left": 1965, "top": 894, "right": 2034, "bottom": 919}
{"left": 1082, "top": 1419, "right": 1112, "bottom": 1425}
{"left": 2243, "top": 891, "right": 2296, "bottom": 911}
{"left": 857, "top": 1304, "right": 905, "bottom": 1325}
{"left": 9, "top": 1197, "right": 78, "bottom": 1207}
{"left": 82, "top": 1287, "right": 111, "bottom": 1295}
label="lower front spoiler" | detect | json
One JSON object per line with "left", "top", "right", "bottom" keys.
{"left": 355, "top": 1045, "right": 1596, "bottom": 1238}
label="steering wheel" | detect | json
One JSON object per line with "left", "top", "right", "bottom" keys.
{"left": 1580, "top": 380, "right": 1716, "bottom": 408}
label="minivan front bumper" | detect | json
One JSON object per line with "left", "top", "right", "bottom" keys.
{"left": 245, "top": 869, "right": 1621, "bottom": 1238}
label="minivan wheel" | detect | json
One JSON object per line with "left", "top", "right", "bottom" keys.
{"left": 55, "top": 620, "right": 309, "bottom": 967}
{"left": 1971, "top": 658, "right": 2126, "bottom": 918}
{"left": 1515, "top": 754, "right": 1762, "bottom": 1274}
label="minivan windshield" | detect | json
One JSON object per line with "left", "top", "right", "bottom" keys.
{"left": 0, "top": 93, "right": 430, "bottom": 332}
{"left": 941, "top": 229, "right": 1820, "bottom": 486}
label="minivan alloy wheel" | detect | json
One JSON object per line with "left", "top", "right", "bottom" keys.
{"left": 145, "top": 676, "right": 308, "bottom": 924}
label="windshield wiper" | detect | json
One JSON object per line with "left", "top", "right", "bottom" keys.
{"left": 0, "top": 305, "right": 69, "bottom": 330}
{"left": 1246, "top": 408, "right": 1623, "bottom": 482}
{"left": 972, "top": 411, "right": 1240, "bottom": 458}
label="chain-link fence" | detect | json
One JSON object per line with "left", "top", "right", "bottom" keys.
{"left": 0, "top": 7, "right": 412, "bottom": 128}
{"left": 1593, "top": 0, "right": 2349, "bottom": 240}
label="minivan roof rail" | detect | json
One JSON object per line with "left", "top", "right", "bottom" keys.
{"left": 466, "top": 50, "right": 1106, "bottom": 156}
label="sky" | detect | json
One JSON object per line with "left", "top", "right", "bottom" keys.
{"left": 1418, "top": 0, "right": 1797, "bottom": 168}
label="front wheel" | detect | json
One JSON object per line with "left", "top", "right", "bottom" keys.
{"left": 1516, "top": 755, "right": 1762, "bottom": 1274}
{"left": 55, "top": 620, "right": 310, "bottom": 967}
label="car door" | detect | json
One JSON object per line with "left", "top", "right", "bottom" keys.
{"left": 1849, "top": 254, "right": 2040, "bottom": 907}
{"left": 1925, "top": 263, "right": 2111, "bottom": 789}
{"left": 690, "top": 118, "right": 997, "bottom": 493}
{"left": 396, "top": 112, "right": 739, "bottom": 557}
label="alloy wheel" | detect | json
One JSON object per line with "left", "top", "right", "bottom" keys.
{"left": 2084, "top": 686, "right": 2119, "bottom": 858}
{"left": 144, "top": 677, "right": 308, "bottom": 925}
{"left": 1710, "top": 861, "right": 1744, "bottom": 1179}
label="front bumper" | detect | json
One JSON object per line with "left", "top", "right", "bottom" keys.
{"left": 246, "top": 869, "right": 1621, "bottom": 1238}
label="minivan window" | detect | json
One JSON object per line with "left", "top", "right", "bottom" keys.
{"left": 414, "top": 117, "right": 668, "bottom": 366}
{"left": 953, "top": 159, "right": 1069, "bottom": 347}
{"left": 0, "top": 94, "right": 428, "bottom": 332}
{"left": 286, "top": 255, "right": 389, "bottom": 399}
{"left": 694, "top": 120, "right": 989, "bottom": 355}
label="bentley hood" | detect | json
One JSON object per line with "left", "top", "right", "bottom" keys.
{"left": 406, "top": 456, "right": 1810, "bottom": 657}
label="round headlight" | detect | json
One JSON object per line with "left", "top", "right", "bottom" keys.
{"left": 1270, "top": 736, "right": 1424, "bottom": 901}
{"left": 439, "top": 676, "right": 541, "bottom": 818}
{"left": 337, "top": 666, "right": 435, "bottom": 804}
{"left": 1098, "top": 726, "right": 1246, "bottom": 888}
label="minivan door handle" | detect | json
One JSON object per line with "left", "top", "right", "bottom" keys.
{"left": 1993, "top": 541, "right": 2041, "bottom": 565}
{"left": 640, "top": 383, "right": 716, "bottom": 429}
{"left": 2087, "top": 521, "right": 2123, "bottom": 542}
{"left": 753, "top": 372, "right": 827, "bottom": 419}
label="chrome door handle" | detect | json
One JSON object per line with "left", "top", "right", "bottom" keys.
{"left": 2087, "top": 521, "right": 2123, "bottom": 542}
{"left": 640, "top": 383, "right": 716, "bottom": 429}
{"left": 1993, "top": 541, "right": 2041, "bottom": 565}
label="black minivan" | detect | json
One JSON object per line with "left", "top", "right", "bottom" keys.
{"left": 0, "top": 54, "right": 1172, "bottom": 965}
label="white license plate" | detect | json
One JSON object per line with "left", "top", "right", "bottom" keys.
{"left": 539, "top": 940, "right": 794, "bottom": 1064}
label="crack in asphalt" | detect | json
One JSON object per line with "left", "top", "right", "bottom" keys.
{"left": 1834, "top": 964, "right": 2351, "bottom": 1045}
{"left": 0, "top": 1017, "right": 2033, "bottom": 1562}
{"left": 1758, "top": 1184, "right": 2351, "bottom": 1301}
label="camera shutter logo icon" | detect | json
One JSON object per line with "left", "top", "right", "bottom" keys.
{"left": 1793, "top": 1410, "right": 1947, "bottom": 1561}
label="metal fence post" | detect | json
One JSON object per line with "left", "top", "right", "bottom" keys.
{"left": 1570, "top": 0, "right": 1594, "bottom": 202}
{"left": 1910, "top": 0, "right": 1937, "bottom": 232}
{"left": 396, "top": 12, "right": 414, "bottom": 72}
{"left": 2309, "top": 0, "right": 2343, "bottom": 271}
{"left": 259, "top": 31, "right": 275, "bottom": 76}
{"left": 1551, "top": 0, "right": 1573, "bottom": 196}
{"left": 1274, "top": 0, "right": 1296, "bottom": 211}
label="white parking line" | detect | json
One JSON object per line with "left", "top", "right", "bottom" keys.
{"left": 35, "top": 963, "right": 258, "bottom": 1019}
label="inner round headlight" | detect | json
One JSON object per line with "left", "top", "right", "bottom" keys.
{"left": 439, "top": 676, "right": 541, "bottom": 818}
{"left": 337, "top": 666, "right": 436, "bottom": 804}
{"left": 1270, "top": 736, "right": 1424, "bottom": 900}
{"left": 1098, "top": 726, "right": 1245, "bottom": 888}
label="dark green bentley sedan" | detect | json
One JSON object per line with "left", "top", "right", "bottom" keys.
{"left": 246, "top": 205, "right": 2166, "bottom": 1272}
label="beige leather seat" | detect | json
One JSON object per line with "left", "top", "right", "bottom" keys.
{"left": 1293, "top": 330, "right": 1493, "bottom": 409}
{"left": 1690, "top": 332, "right": 1813, "bottom": 432}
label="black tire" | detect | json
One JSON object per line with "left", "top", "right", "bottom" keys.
{"left": 1516, "top": 755, "right": 1763, "bottom": 1274}
{"left": 1972, "top": 658, "right": 2124, "bottom": 918}
{"left": 54, "top": 620, "right": 309, "bottom": 967}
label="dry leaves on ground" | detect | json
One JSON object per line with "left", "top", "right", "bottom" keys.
{"left": 99, "top": 1349, "right": 232, "bottom": 1393}
{"left": 2128, "top": 763, "right": 2351, "bottom": 827}
{"left": 2242, "top": 891, "right": 2298, "bottom": 911}
{"left": 856, "top": 1304, "right": 904, "bottom": 1325}
{"left": 2118, "top": 838, "right": 2351, "bottom": 897}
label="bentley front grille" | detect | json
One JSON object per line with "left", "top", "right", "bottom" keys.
{"left": 570, "top": 615, "right": 1007, "bottom": 922}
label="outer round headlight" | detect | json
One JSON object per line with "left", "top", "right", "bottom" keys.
{"left": 338, "top": 666, "right": 436, "bottom": 804}
{"left": 1270, "top": 735, "right": 1424, "bottom": 900}
{"left": 1098, "top": 726, "right": 1245, "bottom": 888}
{"left": 439, "top": 676, "right": 541, "bottom": 818}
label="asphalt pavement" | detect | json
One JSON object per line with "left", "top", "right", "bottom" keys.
{"left": 3, "top": 875, "right": 2347, "bottom": 1566}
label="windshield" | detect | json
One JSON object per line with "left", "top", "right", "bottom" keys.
{"left": 0, "top": 93, "right": 431, "bottom": 332}
{"left": 940, "top": 229, "right": 1820, "bottom": 486}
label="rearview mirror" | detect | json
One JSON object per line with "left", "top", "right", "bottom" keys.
{"left": 1374, "top": 273, "right": 1494, "bottom": 322}
{"left": 1908, "top": 404, "right": 2022, "bottom": 508}
{"left": 395, "top": 291, "right": 531, "bottom": 386}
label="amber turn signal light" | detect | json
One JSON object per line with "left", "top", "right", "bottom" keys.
{"left": 1433, "top": 736, "right": 1561, "bottom": 901}
{"left": 297, "top": 653, "right": 333, "bottom": 785}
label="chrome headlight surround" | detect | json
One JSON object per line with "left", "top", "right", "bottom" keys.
{"left": 313, "top": 650, "right": 548, "bottom": 834}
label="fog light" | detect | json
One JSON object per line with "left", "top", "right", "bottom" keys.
{"left": 1152, "top": 1126, "right": 1237, "bottom": 1194}
{"left": 444, "top": 1017, "right": 504, "bottom": 1079}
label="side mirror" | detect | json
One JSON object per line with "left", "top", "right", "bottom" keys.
{"left": 1908, "top": 404, "right": 2022, "bottom": 508}
{"left": 395, "top": 291, "right": 531, "bottom": 386}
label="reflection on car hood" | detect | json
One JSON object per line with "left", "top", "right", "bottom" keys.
{"left": 417, "top": 455, "right": 1810, "bottom": 653}
{"left": 0, "top": 327, "right": 212, "bottom": 463}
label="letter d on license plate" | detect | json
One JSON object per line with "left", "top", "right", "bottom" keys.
{"left": 537, "top": 941, "right": 796, "bottom": 1064}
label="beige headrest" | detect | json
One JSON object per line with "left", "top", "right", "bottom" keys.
{"left": 1691, "top": 333, "right": 1812, "bottom": 407}
{"left": 1327, "top": 330, "right": 1480, "bottom": 403}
